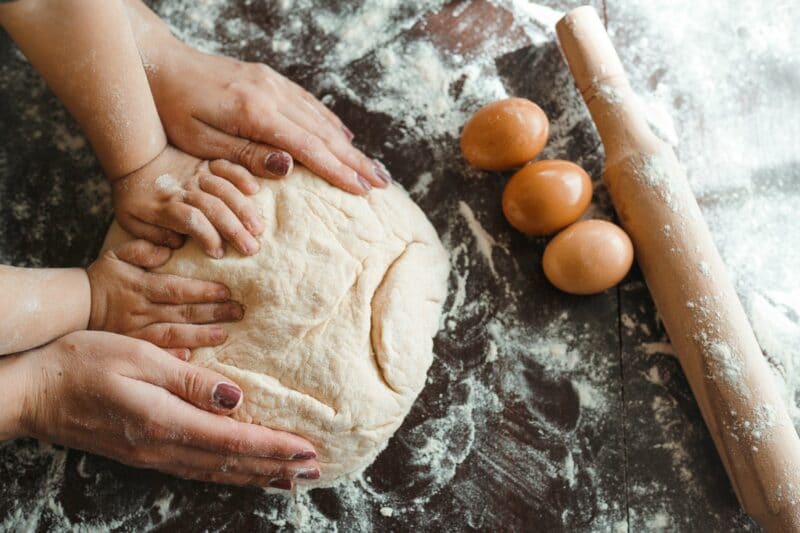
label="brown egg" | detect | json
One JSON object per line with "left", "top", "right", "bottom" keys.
{"left": 460, "top": 98, "right": 549, "bottom": 171}
{"left": 542, "top": 220, "right": 634, "bottom": 295}
{"left": 502, "top": 160, "right": 592, "bottom": 236}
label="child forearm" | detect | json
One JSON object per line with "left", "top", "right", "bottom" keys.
{"left": 0, "top": 0, "right": 166, "bottom": 179}
{"left": 0, "top": 266, "right": 90, "bottom": 356}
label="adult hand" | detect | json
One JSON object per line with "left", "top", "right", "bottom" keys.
{"left": 88, "top": 239, "right": 244, "bottom": 352}
{"left": 14, "top": 331, "right": 320, "bottom": 489}
{"left": 144, "top": 36, "right": 392, "bottom": 194}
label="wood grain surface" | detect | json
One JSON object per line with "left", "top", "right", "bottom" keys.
{"left": 1, "top": 1, "right": 796, "bottom": 531}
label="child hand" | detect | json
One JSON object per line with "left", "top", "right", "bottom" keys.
{"left": 87, "top": 239, "right": 243, "bottom": 351}
{"left": 112, "top": 145, "right": 264, "bottom": 257}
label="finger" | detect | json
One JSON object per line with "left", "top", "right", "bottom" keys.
{"left": 133, "top": 349, "right": 247, "bottom": 415}
{"left": 199, "top": 174, "right": 264, "bottom": 236}
{"left": 283, "top": 106, "right": 389, "bottom": 188}
{"left": 191, "top": 117, "right": 293, "bottom": 181}
{"left": 166, "top": 348, "right": 191, "bottom": 360}
{"left": 127, "top": 375, "right": 317, "bottom": 461}
{"left": 283, "top": 77, "right": 350, "bottom": 138}
{"left": 118, "top": 213, "right": 185, "bottom": 249}
{"left": 207, "top": 159, "right": 262, "bottom": 195}
{"left": 129, "top": 323, "right": 228, "bottom": 349}
{"left": 158, "top": 202, "right": 224, "bottom": 258}
{"left": 143, "top": 272, "right": 230, "bottom": 304}
{"left": 128, "top": 387, "right": 318, "bottom": 463}
{"left": 112, "top": 239, "right": 172, "bottom": 269}
{"left": 158, "top": 466, "right": 295, "bottom": 490}
{"left": 148, "top": 444, "right": 319, "bottom": 482}
{"left": 153, "top": 302, "right": 244, "bottom": 325}
{"left": 258, "top": 120, "right": 371, "bottom": 195}
{"left": 185, "top": 190, "right": 259, "bottom": 256}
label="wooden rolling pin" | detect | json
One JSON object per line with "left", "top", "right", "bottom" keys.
{"left": 556, "top": 7, "right": 800, "bottom": 531}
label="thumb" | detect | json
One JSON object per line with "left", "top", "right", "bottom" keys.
{"left": 202, "top": 127, "right": 293, "bottom": 179}
{"left": 142, "top": 346, "right": 245, "bottom": 415}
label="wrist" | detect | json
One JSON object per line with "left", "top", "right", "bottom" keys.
{"left": 108, "top": 141, "right": 168, "bottom": 184}
{"left": 85, "top": 262, "right": 105, "bottom": 331}
{"left": 0, "top": 352, "right": 35, "bottom": 441}
{"left": 123, "top": 0, "right": 187, "bottom": 74}
{"left": 67, "top": 268, "right": 93, "bottom": 333}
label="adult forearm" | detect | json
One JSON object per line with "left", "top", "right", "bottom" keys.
{"left": 123, "top": 0, "right": 180, "bottom": 61}
{"left": 0, "top": 0, "right": 167, "bottom": 179}
{"left": 0, "top": 266, "right": 90, "bottom": 356}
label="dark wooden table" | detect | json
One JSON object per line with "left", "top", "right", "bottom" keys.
{"left": 2, "top": 1, "right": 797, "bottom": 531}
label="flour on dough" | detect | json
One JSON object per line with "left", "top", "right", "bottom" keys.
{"left": 104, "top": 167, "right": 450, "bottom": 488}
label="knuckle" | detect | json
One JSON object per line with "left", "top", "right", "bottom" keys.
{"left": 276, "top": 463, "right": 292, "bottom": 479}
{"left": 142, "top": 420, "right": 167, "bottom": 441}
{"left": 232, "top": 141, "right": 261, "bottom": 171}
{"left": 129, "top": 340, "right": 152, "bottom": 361}
{"left": 306, "top": 135, "right": 327, "bottom": 153}
{"left": 182, "top": 368, "right": 208, "bottom": 401}
{"left": 228, "top": 81, "right": 251, "bottom": 105}
{"left": 224, "top": 435, "right": 251, "bottom": 456}
{"left": 193, "top": 471, "right": 215, "bottom": 483}
{"left": 253, "top": 62, "right": 274, "bottom": 79}
{"left": 157, "top": 326, "right": 177, "bottom": 346}
{"left": 161, "top": 281, "right": 180, "bottom": 302}
{"left": 217, "top": 455, "right": 239, "bottom": 473}
{"left": 126, "top": 447, "right": 152, "bottom": 467}
{"left": 181, "top": 305, "right": 197, "bottom": 322}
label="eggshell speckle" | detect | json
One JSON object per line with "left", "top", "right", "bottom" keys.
{"left": 460, "top": 98, "right": 549, "bottom": 171}
{"left": 542, "top": 220, "right": 634, "bottom": 295}
{"left": 502, "top": 160, "right": 592, "bottom": 236}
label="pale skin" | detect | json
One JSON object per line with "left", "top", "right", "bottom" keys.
{"left": 0, "top": 241, "right": 321, "bottom": 488}
{"left": 0, "top": 0, "right": 331, "bottom": 489}
{"left": 121, "top": 0, "right": 393, "bottom": 194}
{"left": 0, "top": 331, "right": 320, "bottom": 488}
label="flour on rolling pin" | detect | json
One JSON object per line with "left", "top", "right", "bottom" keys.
{"left": 559, "top": 4, "right": 800, "bottom": 528}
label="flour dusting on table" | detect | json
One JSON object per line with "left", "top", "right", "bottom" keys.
{"left": 1, "top": 0, "right": 798, "bottom": 531}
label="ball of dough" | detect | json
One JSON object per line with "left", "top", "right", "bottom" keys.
{"left": 103, "top": 168, "right": 450, "bottom": 488}
{"left": 460, "top": 97, "right": 549, "bottom": 171}
{"left": 542, "top": 220, "right": 633, "bottom": 295}
{"left": 502, "top": 160, "right": 592, "bottom": 236}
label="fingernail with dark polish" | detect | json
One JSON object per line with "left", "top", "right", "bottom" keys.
{"left": 342, "top": 125, "right": 354, "bottom": 141}
{"left": 295, "top": 468, "right": 321, "bottom": 480}
{"left": 265, "top": 152, "right": 292, "bottom": 176}
{"left": 212, "top": 382, "right": 242, "bottom": 409}
{"left": 373, "top": 160, "right": 392, "bottom": 185}
{"left": 291, "top": 450, "right": 316, "bottom": 460}
{"left": 269, "top": 478, "right": 292, "bottom": 490}
{"left": 357, "top": 175, "right": 372, "bottom": 192}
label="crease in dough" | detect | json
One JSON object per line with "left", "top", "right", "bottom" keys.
{"left": 102, "top": 166, "right": 449, "bottom": 488}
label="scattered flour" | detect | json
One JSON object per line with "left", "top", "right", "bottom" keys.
{"left": 1, "top": 0, "right": 797, "bottom": 531}
{"left": 457, "top": 201, "right": 501, "bottom": 277}
{"left": 154, "top": 173, "right": 181, "bottom": 194}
